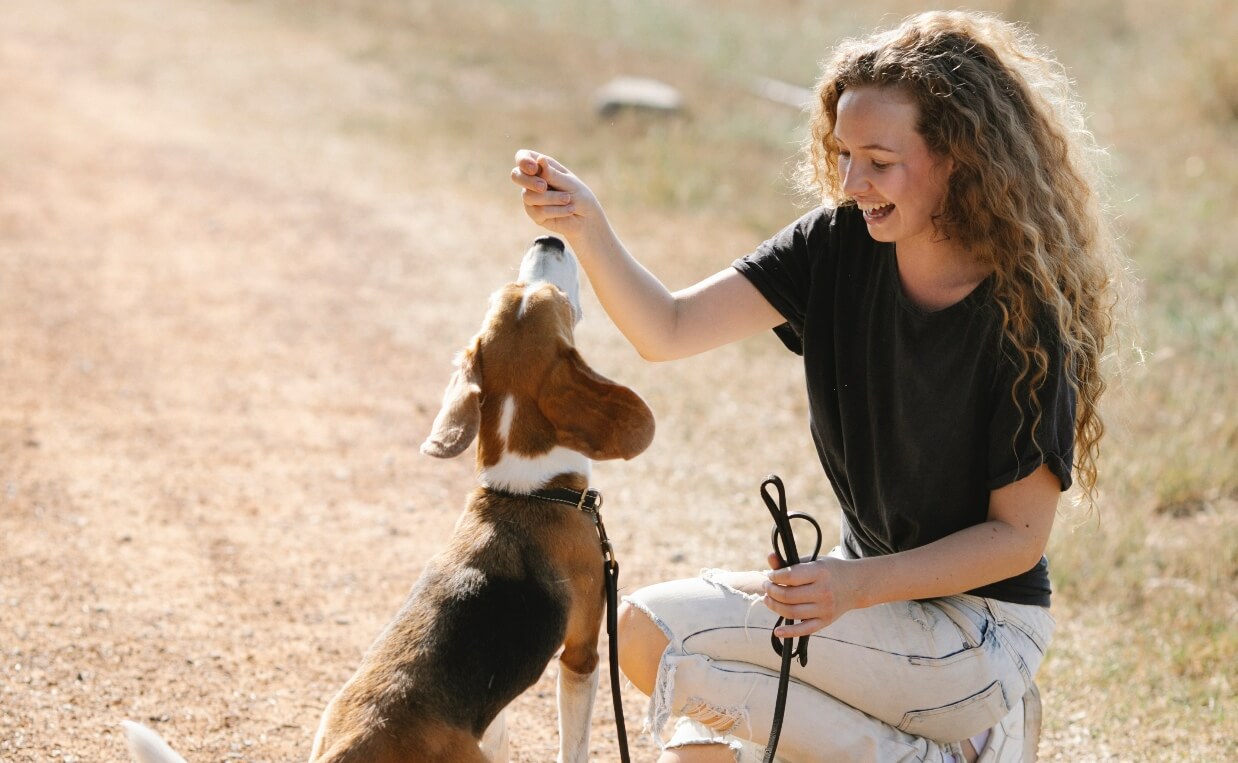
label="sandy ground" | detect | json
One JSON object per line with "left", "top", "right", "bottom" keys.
{"left": 17, "top": 1, "right": 1190, "bottom": 761}
{"left": 0, "top": 2, "right": 683, "bottom": 760}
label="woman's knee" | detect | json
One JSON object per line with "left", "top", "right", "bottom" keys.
{"left": 616, "top": 600, "right": 670, "bottom": 696}
{"left": 657, "top": 744, "right": 737, "bottom": 763}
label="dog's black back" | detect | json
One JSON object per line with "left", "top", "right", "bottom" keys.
{"left": 344, "top": 500, "right": 573, "bottom": 740}
{"left": 402, "top": 550, "right": 568, "bottom": 735}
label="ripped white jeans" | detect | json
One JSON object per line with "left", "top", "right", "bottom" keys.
{"left": 622, "top": 567, "right": 1054, "bottom": 763}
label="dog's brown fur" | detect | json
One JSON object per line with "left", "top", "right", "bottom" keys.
{"left": 308, "top": 254, "right": 655, "bottom": 762}
{"left": 122, "top": 240, "right": 650, "bottom": 763}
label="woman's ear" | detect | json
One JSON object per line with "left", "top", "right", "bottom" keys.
{"left": 420, "top": 339, "right": 482, "bottom": 459}
{"left": 538, "top": 349, "right": 655, "bottom": 461}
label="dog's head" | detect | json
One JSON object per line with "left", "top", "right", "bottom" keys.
{"left": 420, "top": 237, "right": 655, "bottom": 491}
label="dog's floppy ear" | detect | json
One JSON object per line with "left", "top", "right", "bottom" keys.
{"left": 538, "top": 349, "right": 655, "bottom": 461}
{"left": 421, "top": 339, "right": 482, "bottom": 459}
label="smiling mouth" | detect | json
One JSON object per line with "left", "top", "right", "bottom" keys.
{"left": 858, "top": 201, "right": 895, "bottom": 221}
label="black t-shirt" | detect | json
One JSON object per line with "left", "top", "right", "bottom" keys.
{"left": 733, "top": 205, "right": 1076, "bottom": 606}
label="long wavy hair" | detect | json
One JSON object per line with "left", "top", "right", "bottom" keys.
{"left": 798, "top": 11, "right": 1131, "bottom": 505}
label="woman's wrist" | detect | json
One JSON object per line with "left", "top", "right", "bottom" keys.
{"left": 563, "top": 213, "right": 618, "bottom": 264}
{"left": 840, "top": 557, "right": 883, "bottom": 610}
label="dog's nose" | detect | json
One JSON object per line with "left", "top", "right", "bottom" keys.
{"left": 533, "top": 236, "right": 565, "bottom": 252}
{"left": 519, "top": 236, "right": 582, "bottom": 324}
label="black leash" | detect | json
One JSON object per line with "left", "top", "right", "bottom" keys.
{"left": 496, "top": 485, "right": 632, "bottom": 763}
{"left": 502, "top": 479, "right": 822, "bottom": 763}
{"left": 760, "top": 476, "right": 822, "bottom": 763}
{"left": 601, "top": 524, "right": 632, "bottom": 763}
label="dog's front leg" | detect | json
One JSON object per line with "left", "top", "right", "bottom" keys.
{"left": 558, "top": 538, "right": 607, "bottom": 763}
{"left": 556, "top": 661, "right": 599, "bottom": 763}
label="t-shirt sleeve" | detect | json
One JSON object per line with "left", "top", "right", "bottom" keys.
{"left": 731, "top": 207, "right": 832, "bottom": 356}
{"left": 987, "top": 332, "right": 1078, "bottom": 492}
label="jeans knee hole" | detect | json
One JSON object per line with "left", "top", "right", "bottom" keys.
{"left": 682, "top": 697, "right": 745, "bottom": 734}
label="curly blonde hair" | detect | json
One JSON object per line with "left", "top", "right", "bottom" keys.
{"left": 798, "top": 11, "right": 1130, "bottom": 504}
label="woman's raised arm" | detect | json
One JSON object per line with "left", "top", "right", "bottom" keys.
{"left": 511, "top": 149, "right": 783, "bottom": 361}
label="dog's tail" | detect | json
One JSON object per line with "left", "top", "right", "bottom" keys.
{"left": 122, "top": 721, "right": 190, "bottom": 763}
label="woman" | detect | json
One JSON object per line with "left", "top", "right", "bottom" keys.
{"left": 511, "top": 11, "right": 1124, "bottom": 762}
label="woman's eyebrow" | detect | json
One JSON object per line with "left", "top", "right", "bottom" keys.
{"left": 833, "top": 134, "right": 898, "bottom": 153}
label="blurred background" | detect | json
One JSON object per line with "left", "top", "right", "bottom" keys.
{"left": 1, "top": 0, "right": 1233, "bottom": 760}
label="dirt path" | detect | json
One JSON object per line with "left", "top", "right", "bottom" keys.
{"left": 9, "top": 1, "right": 1235, "bottom": 760}
{"left": 0, "top": 0, "right": 853, "bottom": 758}
{"left": 0, "top": 2, "right": 637, "bottom": 760}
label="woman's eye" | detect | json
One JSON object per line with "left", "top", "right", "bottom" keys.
{"left": 872, "top": 161, "right": 890, "bottom": 171}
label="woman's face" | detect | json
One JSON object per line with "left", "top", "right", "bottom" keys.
{"left": 834, "top": 86, "right": 954, "bottom": 252}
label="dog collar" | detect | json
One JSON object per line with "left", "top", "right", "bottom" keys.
{"left": 484, "top": 485, "right": 602, "bottom": 515}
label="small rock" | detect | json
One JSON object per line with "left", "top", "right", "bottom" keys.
{"left": 594, "top": 77, "right": 683, "bottom": 117}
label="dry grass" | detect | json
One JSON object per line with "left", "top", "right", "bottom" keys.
{"left": 0, "top": 0, "right": 1232, "bottom": 761}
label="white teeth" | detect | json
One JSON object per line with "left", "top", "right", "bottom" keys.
{"left": 858, "top": 201, "right": 893, "bottom": 213}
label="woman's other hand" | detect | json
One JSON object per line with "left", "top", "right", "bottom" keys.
{"left": 763, "top": 555, "right": 861, "bottom": 637}
{"left": 510, "top": 149, "right": 602, "bottom": 239}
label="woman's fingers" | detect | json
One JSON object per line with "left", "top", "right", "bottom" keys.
{"left": 762, "top": 560, "right": 837, "bottom": 634}
{"left": 512, "top": 149, "right": 556, "bottom": 185}
{"left": 514, "top": 148, "right": 544, "bottom": 172}
{"left": 766, "top": 593, "right": 829, "bottom": 634}
{"left": 767, "top": 559, "right": 826, "bottom": 586}
{"left": 521, "top": 188, "right": 574, "bottom": 208}
{"left": 535, "top": 162, "right": 578, "bottom": 193}
{"left": 512, "top": 151, "right": 574, "bottom": 223}
{"left": 764, "top": 592, "right": 834, "bottom": 636}
{"left": 511, "top": 149, "right": 602, "bottom": 234}
{"left": 513, "top": 150, "right": 578, "bottom": 191}
{"left": 519, "top": 190, "right": 571, "bottom": 220}
{"left": 761, "top": 558, "right": 859, "bottom": 636}
{"left": 510, "top": 165, "right": 547, "bottom": 192}
{"left": 773, "top": 618, "right": 825, "bottom": 639}
{"left": 764, "top": 578, "right": 826, "bottom": 606}
{"left": 516, "top": 148, "right": 568, "bottom": 173}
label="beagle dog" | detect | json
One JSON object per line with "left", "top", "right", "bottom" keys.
{"left": 124, "top": 236, "right": 655, "bottom": 763}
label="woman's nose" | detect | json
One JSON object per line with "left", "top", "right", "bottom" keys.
{"left": 841, "top": 162, "right": 868, "bottom": 196}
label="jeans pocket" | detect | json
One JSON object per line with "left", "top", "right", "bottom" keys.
{"left": 896, "top": 679, "right": 1009, "bottom": 744}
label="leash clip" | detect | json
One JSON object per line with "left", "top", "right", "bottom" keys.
{"left": 592, "top": 507, "right": 618, "bottom": 568}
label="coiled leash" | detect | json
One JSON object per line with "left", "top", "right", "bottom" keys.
{"left": 760, "top": 475, "right": 822, "bottom": 763}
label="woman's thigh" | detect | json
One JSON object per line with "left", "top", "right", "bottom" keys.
{"left": 624, "top": 568, "right": 1053, "bottom": 743}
